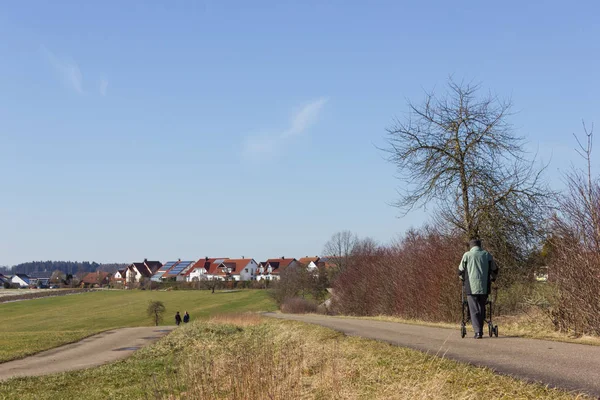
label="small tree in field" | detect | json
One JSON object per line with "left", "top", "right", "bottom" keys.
{"left": 147, "top": 300, "right": 166, "bottom": 326}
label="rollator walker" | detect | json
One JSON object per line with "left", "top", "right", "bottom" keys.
{"left": 460, "top": 282, "right": 498, "bottom": 338}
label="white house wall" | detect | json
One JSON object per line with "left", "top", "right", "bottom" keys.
{"left": 11, "top": 276, "right": 29, "bottom": 287}
{"left": 239, "top": 260, "right": 258, "bottom": 281}
{"left": 188, "top": 268, "right": 208, "bottom": 281}
{"left": 306, "top": 261, "right": 318, "bottom": 271}
{"left": 126, "top": 268, "right": 142, "bottom": 283}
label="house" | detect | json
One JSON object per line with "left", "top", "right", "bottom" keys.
{"left": 256, "top": 257, "right": 299, "bottom": 280}
{"left": 151, "top": 261, "right": 178, "bottom": 282}
{"left": 111, "top": 268, "right": 127, "bottom": 286}
{"left": 162, "top": 260, "right": 196, "bottom": 282}
{"left": 206, "top": 258, "right": 232, "bottom": 281}
{"left": 126, "top": 259, "right": 163, "bottom": 284}
{"left": 316, "top": 256, "right": 340, "bottom": 270}
{"left": 0, "top": 273, "right": 10, "bottom": 286}
{"left": 186, "top": 258, "right": 225, "bottom": 282}
{"left": 28, "top": 271, "right": 53, "bottom": 288}
{"left": 298, "top": 256, "right": 321, "bottom": 272}
{"left": 81, "top": 271, "right": 112, "bottom": 288}
{"left": 11, "top": 273, "right": 31, "bottom": 288}
{"left": 213, "top": 258, "right": 258, "bottom": 281}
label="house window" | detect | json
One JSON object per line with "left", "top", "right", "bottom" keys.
{"left": 245, "top": 268, "right": 248, "bottom": 273}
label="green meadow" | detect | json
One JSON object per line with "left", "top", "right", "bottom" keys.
{"left": 0, "top": 289, "right": 276, "bottom": 362}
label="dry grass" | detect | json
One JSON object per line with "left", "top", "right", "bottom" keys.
{"left": 158, "top": 317, "right": 589, "bottom": 399}
{"left": 341, "top": 310, "right": 600, "bottom": 346}
{"left": 0, "top": 315, "right": 591, "bottom": 399}
{"left": 494, "top": 309, "right": 600, "bottom": 346}
{"left": 209, "top": 312, "right": 263, "bottom": 326}
{"left": 280, "top": 297, "right": 318, "bottom": 314}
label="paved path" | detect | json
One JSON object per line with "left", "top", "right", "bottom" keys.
{"left": 265, "top": 313, "right": 600, "bottom": 398}
{"left": 0, "top": 326, "right": 175, "bottom": 381}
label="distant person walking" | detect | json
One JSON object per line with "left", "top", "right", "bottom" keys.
{"left": 175, "top": 311, "right": 182, "bottom": 326}
{"left": 183, "top": 311, "right": 190, "bottom": 324}
{"left": 459, "top": 239, "right": 498, "bottom": 339}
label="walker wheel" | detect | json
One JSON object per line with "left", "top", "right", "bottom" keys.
{"left": 494, "top": 325, "right": 498, "bottom": 337}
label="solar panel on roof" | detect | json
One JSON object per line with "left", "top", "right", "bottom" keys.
{"left": 214, "top": 259, "right": 226, "bottom": 264}
{"left": 151, "top": 271, "right": 166, "bottom": 281}
{"left": 168, "top": 261, "right": 194, "bottom": 275}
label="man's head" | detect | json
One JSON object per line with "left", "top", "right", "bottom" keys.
{"left": 469, "top": 239, "right": 482, "bottom": 248}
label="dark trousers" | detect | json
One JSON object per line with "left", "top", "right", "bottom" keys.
{"left": 467, "top": 294, "right": 488, "bottom": 334}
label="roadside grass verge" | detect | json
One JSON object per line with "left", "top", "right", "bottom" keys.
{"left": 331, "top": 311, "right": 600, "bottom": 346}
{"left": 0, "top": 290, "right": 276, "bottom": 362}
{"left": 0, "top": 315, "right": 590, "bottom": 399}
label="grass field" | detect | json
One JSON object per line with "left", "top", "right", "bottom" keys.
{"left": 0, "top": 289, "right": 276, "bottom": 362}
{"left": 0, "top": 314, "right": 590, "bottom": 400}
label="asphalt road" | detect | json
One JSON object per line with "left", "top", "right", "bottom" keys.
{"left": 0, "top": 326, "right": 175, "bottom": 381}
{"left": 265, "top": 313, "right": 600, "bottom": 398}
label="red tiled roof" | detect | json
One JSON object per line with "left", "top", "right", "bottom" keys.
{"left": 81, "top": 271, "right": 111, "bottom": 284}
{"left": 298, "top": 257, "right": 320, "bottom": 265}
{"left": 221, "top": 259, "right": 255, "bottom": 275}
{"left": 265, "top": 258, "right": 297, "bottom": 274}
{"left": 186, "top": 258, "right": 224, "bottom": 276}
{"left": 266, "top": 258, "right": 296, "bottom": 268}
{"left": 317, "top": 256, "right": 341, "bottom": 269}
{"left": 207, "top": 259, "right": 230, "bottom": 275}
{"left": 207, "top": 259, "right": 254, "bottom": 277}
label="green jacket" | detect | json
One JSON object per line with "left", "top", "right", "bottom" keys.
{"left": 458, "top": 246, "right": 498, "bottom": 295}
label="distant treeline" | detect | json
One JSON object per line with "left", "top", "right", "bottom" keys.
{"left": 0, "top": 261, "right": 128, "bottom": 275}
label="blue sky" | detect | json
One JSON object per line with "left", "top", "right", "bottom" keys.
{"left": 1, "top": 1, "right": 599, "bottom": 265}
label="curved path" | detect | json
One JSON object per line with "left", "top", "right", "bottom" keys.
{"left": 265, "top": 313, "right": 600, "bottom": 398}
{"left": 0, "top": 326, "right": 175, "bottom": 381}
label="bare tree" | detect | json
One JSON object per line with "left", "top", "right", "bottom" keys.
{"left": 50, "top": 270, "right": 65, "bottom": 286}
{"left": 554, "top": 123, "right": 600, "bottom": 250}
{"left": 385, "top": 79, "right": 552, "bottom": 275}
{"left": 548, "top": 122, "right": 600, "bottom": 334}
{"left": 322, "top": 231, "right": 358, "bottom": 272}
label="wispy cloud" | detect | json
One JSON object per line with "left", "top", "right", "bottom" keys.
{"left": 99, "top": 78, "right": 109, "bottom": 96}
{"left": 283, "top": 97, "right": 328, "bottom": 137}
{"left": 244, "top": 97, "right": 328, "bottom": 157}
{"left": 41, "top": 46, "right": 84, "bottom": 94}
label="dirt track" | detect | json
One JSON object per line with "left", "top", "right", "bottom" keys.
{"left": 266, "top": 313, "right": 600, "bottom": 398}
{"left": 0, "top": 326, "right": 175, "bottom": 381}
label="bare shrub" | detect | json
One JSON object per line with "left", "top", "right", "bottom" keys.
{"left": 280, "top": 297, "right": 318, "bottom": 314}
{"left": 332, "top": 227, "right": 464, "bottom": 322}
{"left": 548, "top": 124, "right": 600, "bottom": 335}
{"left": 269, "top": 265, "right": 318, "bottom": 306}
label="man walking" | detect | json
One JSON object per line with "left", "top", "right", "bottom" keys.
{"left": 459, "top": 239, "right": 498, "bottom": 339}
{"left": 175, "top": 311, "right": 182, "bottom": 326}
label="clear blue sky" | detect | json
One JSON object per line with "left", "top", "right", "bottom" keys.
{"left": 1, "top": 1, "right": 599, "bottom": 266}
